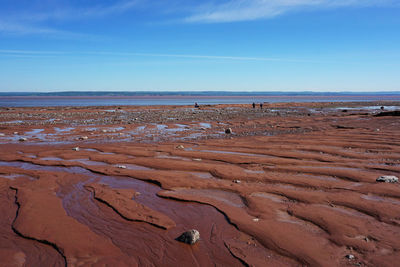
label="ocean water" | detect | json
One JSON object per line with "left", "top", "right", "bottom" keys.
{"left": 1, "top": 94, "right": 400, "bottom": 107}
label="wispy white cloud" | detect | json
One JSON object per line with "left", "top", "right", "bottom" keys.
{"left": 0, "top": 1, "right": 141, "bottom": 36}
{"left": 0, "top": 49, "right": 319, "bottom": 63}
{"left": 25, "top": 0, "right": 141, "bottom": 22}
{"left": 185, "top": 0, "right": 400, "bottom": 23}
{"left": 0, "top": 20, "right": 98, "bottom": 40}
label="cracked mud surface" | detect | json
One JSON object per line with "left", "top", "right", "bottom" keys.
{"left": 0, "top": 101, "right": 399, "bottom": 266}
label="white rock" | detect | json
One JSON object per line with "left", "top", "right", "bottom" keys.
{"left": 376, "top": 175, "right": 398, "bottom": 183}
{"left": 117, "top": 165, "right": 127, "bottom": 169}
{"left": 346, "top": 254, "right": 355, "bottom": 260}
{"left": 18, "top": 137, "right": 27, "bottom": 142}
{"left": 72, "top": 147, "right": 80, "bottom": 151}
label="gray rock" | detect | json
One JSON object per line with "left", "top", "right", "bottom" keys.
{"left": 72, "top": 147, "right": 80, "bottom": 151}
{"left": 225, "top": 128, "right": 232, "bottom": 134}
{"left": 376, "top": 175, "right": 398, "bottom": 183}
{"left": 176, "top": 229, "right": 200, "bottom": 244}
{"left": 176, "top": 145, "right": 185, "bottom": 149}
{"left": 19, "top": 137, "right": 27, "bottom": 142}
{"left": 345, "top": 254, "right": 355, "bottom": 260}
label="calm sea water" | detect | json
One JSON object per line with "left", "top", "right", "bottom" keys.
{"left": 1, "top": 95, "right": 400, "bottom": 107}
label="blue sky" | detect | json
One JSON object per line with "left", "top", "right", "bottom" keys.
{"left": 0, "top": 0, "right": 399, "bottom": 92}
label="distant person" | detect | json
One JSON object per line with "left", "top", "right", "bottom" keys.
{"left": 194, "top": 102, "right": 199, "bottom": 108}
{"left": 252, "top": 102, "right": 256, "bottom": 109}
{"left": 260, "top": 103, "right": 263, "bottom": 109}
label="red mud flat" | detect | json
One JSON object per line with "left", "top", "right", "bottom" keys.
{"left": 0, "top": 102, "right": 400, "bottom": 266}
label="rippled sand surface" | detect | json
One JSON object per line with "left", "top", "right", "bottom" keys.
{"left": 0, "top": 102, "right": 399, "bottom": 266}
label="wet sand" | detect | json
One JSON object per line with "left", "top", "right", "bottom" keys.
{"left": 0, "top": 101, "right": 399, "bottom": 266}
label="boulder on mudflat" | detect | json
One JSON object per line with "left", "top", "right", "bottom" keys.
{"left": 176, "top": 229, "right": 200, "bottom": 245}
{"left": 376, "top": 176, "right": 398, "bottom": 183}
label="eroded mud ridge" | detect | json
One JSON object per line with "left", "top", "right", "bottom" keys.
{"left": 0, "top": 102, "right": 399, "bottom": 266}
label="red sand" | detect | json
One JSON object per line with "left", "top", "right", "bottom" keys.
{"left": 0, "top": 102, "right": 399, "bottom": 266}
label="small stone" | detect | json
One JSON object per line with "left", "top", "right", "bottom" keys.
{"left": 0, "top": 133, "right": 5, "bottom": 137}
{"left": 233, "top": 180, "right": 241, "bottom": 184}
{"left": 78, "top": 136, "right": 88, "bottom": 140}
{"left": 117, "top": 165, "right": 127, "bottom": 169}
{"left": 72, "top": 147, "right": 80, "bottom": 151}
{"left": 102, "top": 129, "right": 107, "bottom": 133}
{"left": 176, "top": 145, "right": 185, "bottom": 149}
{"left": 18, "top": 137, "right": 27, "bottom": 142}
{"left": 345, "top": 254, "right": 355, "bottom": 260}
{"left": 176, "top": 229, "right": 200, "bottom": 245}
{"left": 376, "top": 175, "right": 398, "bottom": 183}
{"left": 252, "top": 218, "right": 259, "bottom": 222}
{"left": 14, "top": 132, "right": 18, "bottom": 135}
{"left": 225, "top": 128, "right": 232, "bottom": 134}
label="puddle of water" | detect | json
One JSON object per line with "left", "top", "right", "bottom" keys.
{"left": 2, "top": 120, "right": 23, "bottom": 124}
{"left": 115, "top": 164, "right": 153, "bottom": 171}
{"left": 101, "top": 127, "right": 125, "bottom": 132}
{"left": 199, "top": 123, "right": 212, "bottom": 129}
{"left": 155, "top": 124, "right": 167, "bottom": 130}
{"left": 54, "top": 127, "right": 75, "bottom": 133}
{"left": 251, "top": 192, "right": 286, "bottom": 203}
{"left": 41, "top": 157, "right": 64, "bottom": 161}
{"left": 245, "top": 169, "right": 265, "bottom": 174}
{"left": 156, "top": 154, "right": 191, "bottom": 161}
{"left": 84, "top": 148, "right": 115, "bottom": 155}
{"left": 184, "top": 133, "right": 204, "bottom": 139}
{"left": 25, "top": 129, "right": 45, "bottom": 135}
{"left": 336, "top": 106, "right": 399, "bottom": 111}
{"left": 188, "top": 172, "right": 215, "bottom": 179}
{"left": 168, "top": 188, "right": 245, "bottom": 208}
{"left": 361, "top": 194, "right": 400, "bottom": 205}
{"left": 71, "top": 159, "right": 108, "bottom": 166}
{"left": 0, "top": 174, "right": 31, "bottom": 180}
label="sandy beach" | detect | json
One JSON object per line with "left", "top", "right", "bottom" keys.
{"left": 0, "top": 101, "right": 399, "bottom": 266}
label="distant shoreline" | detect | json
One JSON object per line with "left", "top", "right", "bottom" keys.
{"left": 1, "top": 91, "right": 400, "bottom": 97}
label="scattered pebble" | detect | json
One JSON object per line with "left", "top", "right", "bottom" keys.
{"left": 117, "top": 165, "right": 127, "bottom": 169}
{"left": 345, "top": 254, "right": 355, "bottom": 260}
{"left": 233, "top": 180, "right": 241, "bottom": 184}
{"left": 176, "top": 229, "right": 200, "bottom": 245}
{"left": 0, "top": 133, "right": 5, "bottom": 136}
{"left": 225, "top": 128, "right": 232, "bottom": 134}
{"left": 376, "top": 175, "right": 398, "bottom": 183}
{"left": 252, "top": 218, "right": 260, "bottom": 222}
{"left": 72, "top": 147, "right": 80, "bottom": 151}
{"left": 193, "top": 158, "right": 202, "bottom": 161}
{"left": 78, "top": 136, "right": 89, "bottom": 141}
{"left": 18, "top": 137, "right": 27, "bottom": 142}
{"left": 176, "top": 145, "right": 185, "bottom": 149}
